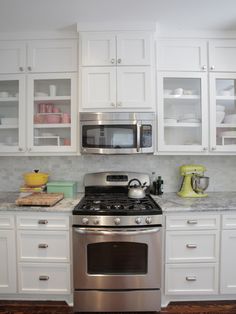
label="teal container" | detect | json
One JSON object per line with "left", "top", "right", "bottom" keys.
{"left": 46, "top": 181, "right": 77, "bottom": 198}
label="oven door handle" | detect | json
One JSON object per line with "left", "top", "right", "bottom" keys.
{"left": 74, "top": 227, "right": 161, "bottom": 236}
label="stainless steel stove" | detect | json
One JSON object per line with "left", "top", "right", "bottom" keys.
{"left": 72, "top": 172, "right": 162, "bottom": 313}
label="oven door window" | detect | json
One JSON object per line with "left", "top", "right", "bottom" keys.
{"left": 87, "top": 242, "right": 147, "bottom": 275}
{"left": 82, "top": 125, "right": 137, "bottom": 148}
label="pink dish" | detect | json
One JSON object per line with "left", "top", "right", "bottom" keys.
{"left": 45, "top": 114, "right": 61, "bottom": 124}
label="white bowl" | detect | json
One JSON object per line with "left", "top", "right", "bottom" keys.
{"left": 219, "top": 90, "right": 232, "bottom": 96}
{"left": 0, "top": 91, "right": 9, "bottom": 98}
{"left": 164, "top": 89, "right": 172, "bottom": 95}
{"left": 164, "top": 118, "right": 177, "bottom": 124}
{"left": 216, "top": 111, "right": 225, "bottom": 124}
{"left": 224, "top": 114, "right": 236, "bottom": 124}
{"left": 1, "top": 118, "right": 18, "bottom": 125}
{"left": 179, "top": 113, "right": 198, "bottom": 120}
{"left": 216, "top": 105, "right": 225, "bottom": 112}
{"left": 35, "top": 92, "right": 48, "bottom": 97}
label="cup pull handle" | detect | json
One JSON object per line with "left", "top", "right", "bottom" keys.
{"left": 186, "top": 244, "right": 197, "bottom": 249}
{"left": 186, "top": 276, "right": 197, "bottom": 281}
{"left": 38, "top": 220, "right": 48, "bottom": 225}
{"left": 187, "top": 220, "right": 198, "bottom": 225}
{"left": 39, "top": 275, "right": 49, "bottom": 281}
{"left": 38, "top": 244, "right": 48, "bottom": 249}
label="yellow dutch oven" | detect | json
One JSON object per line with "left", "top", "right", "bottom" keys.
{"left": 24, "top": 169, "right": 49, "bottom": 187}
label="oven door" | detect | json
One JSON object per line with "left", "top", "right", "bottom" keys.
{"left": 73, "top": 227, "right": 162, "bottom": 290}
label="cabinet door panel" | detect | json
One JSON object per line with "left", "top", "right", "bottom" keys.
{"left": 117, "top": 67, "right": 152, "bottom": 109}
{"left": 81, "top": 67, "right": 116, "bottom": 109}
{"left": 0, "top": 230, "right": 17, "bottom": 293}
{"left": 117, "top": 32, "right": 151, "bottom": 65}
{"left": 157, "top": 39, "right": 207, "bottom": 72}
{"left": 27, "top": 40, "right": 77, "bottom": 72}
{"left": 209, "top": 40, "right": 236, "bottom": 72}
{"left": 80, "top": 33, "right": 116, "bottom": 66}
{"left": 0, "top": 41, "right": 26, "bottom": 74}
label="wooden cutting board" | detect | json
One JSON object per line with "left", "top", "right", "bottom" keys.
{"left": 16, "top": 192, "right": 64, "bottom": 206}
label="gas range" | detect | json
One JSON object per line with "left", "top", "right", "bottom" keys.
{"left": 73, "top": 172, "right": 162, "bottom": 227}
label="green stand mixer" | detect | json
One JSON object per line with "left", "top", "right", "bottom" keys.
{"left": 177, "top": 164, "right": 209, "bottom": 198}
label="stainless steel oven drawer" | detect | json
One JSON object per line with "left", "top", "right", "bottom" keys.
{"left": 73, "top": 289, "right": 161, "bottom": 312}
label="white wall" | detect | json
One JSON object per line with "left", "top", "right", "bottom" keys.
{"left": 0, "top": 155, "right": 236, "bottom": 193}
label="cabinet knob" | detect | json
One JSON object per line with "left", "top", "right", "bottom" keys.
{"left": 111, "top": 58, "right": 115, "bottom": 64}
{"left": 203, "top": 147, "right": 208, "bottom": 151}
{"left": 110, "top": 102, "right": 116, "bottom": 107}
{"left": 202, "top": 65, "right": 207, "bottom": 70}
{"left": 18, "top": 147, "right": 23, "bottom": 152}
{"left": 117, "top": 58, "right": 122, "bottom": 64}
{"left": 117, "top": 102, "right": 122, "bottom": 107}
{"left": 211, "top": 147, "right": 216, "bottom": 151}
{"left": 27, "top": 66, "right": 32, "bottom": 71}
{"left": 39, "top": 275, "right": 49, "bottom": 281}
{"left": 210, "top": 65, "right": 215, "bottom": 71}
{"left": 19, "top": 66, "right": 24, "bottom": 72}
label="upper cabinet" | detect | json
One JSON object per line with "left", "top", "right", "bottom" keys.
{"left": 209, "top": 40, "right": 236, "bottom": 72}
{"left": 80, "top": 32, "right": 152, "bottom": 66}
{"left": 0, "top": 40, "right": 77, "bottom": 74}
{"left": 156, "top": 39, "right": 207, "bottom": 72}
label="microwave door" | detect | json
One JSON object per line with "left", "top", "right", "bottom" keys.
{"left": 140, "top": 120, "right": 154, "bottom": 153}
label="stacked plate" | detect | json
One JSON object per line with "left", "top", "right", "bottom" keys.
{"left": 178, "top": 113, "right": 201, "bottom": 123}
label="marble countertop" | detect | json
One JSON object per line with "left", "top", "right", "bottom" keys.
{"left": 152, "top": 192, "right": 236, "bottom": 213}
{"left": 0, "top": 192, "right": 84, "bottom": 213}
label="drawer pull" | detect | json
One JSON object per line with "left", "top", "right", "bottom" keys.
{"left": 186, "top": 244, "right": 197, "bottom": 249}
{"left": 187, "top": 220, "right": 198, "bottom": 225}
{"left": 38, "top": 220, "right": 48, "bottom": 225}
{"left": 38, "top": 243, "right": 48, "bottom": 249}
{"left": 39, "top": 275, "right": 49, "bottom": 281}
{"left": 186, "top": 276, "right": 197, "bottom": 281}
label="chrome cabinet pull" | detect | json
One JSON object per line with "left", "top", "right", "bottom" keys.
{"left": 210, "top": 65, "right": 215, "bottom": 70}
{"left": 117, "top": 102, "right": 122, "bottom": 107}
{"left": 187, "top": 220, "right": 198, "bottom": 225}
{"left": 110, "top": 102, "right": 116, "bottom": 107}
{"left": 39, "top": 275, "right": 49, "bottom": 281}
{"left": 19, "top": 66, "right": 24, "bottom": 71}
{"left": 117, "top": 58, "right": 122, "bottom": 64}
{"left": 38, "top": 220, "right": 48, "bottom": 225}
{"left": 186, "top": 276, "right": 197, "bottom": 281}
{"left": 27, "top": 66, "right": 32, "bottom": 71}
{"left": 202, "top": 65, "right": 207, "bottom": 70}
{"left": 186, "top": 244, "right": 197, "bottom": 249}
{"left": 38, "top": 243, "right": 48, "bottom": 249}
{"left": 111, "top": 58, "right": 115, "bottom": 64}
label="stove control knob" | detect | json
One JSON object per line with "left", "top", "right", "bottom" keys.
{"left": 114, "top": 218, "right": 121, "bottom": 225}
{"left": 135, "top": 217, "right": 142, "bottom": 224}
{"left": 82, "top": 217, "right": 89, "bottom": 225}
{"left": 93, "top": 218, "right": 100, "bottom": 225}
{"left": 145, "top": 217, "right": 152, "bottom": 224}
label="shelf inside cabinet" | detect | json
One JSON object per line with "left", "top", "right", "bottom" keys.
{"left": 0, "top": 125, "right": 18, "bottom": 129}
{"left": 34, "top": 123, "right": 71, "bottom": 128}
{"left": 164, "top": 95, "right": 200, "bottom": 100}
{"left": 217, "top": 124, "right": 236, "bottom": 128}
{"left": 216, "top": 96, "right": 236, "bottom": 101}
{"left": 164, "top": 122, "right": 201, "bottom": 128}
{"left": 34, "top": 96, "right": 71, "bottom": 101}
{"left": 0, "top": 97, "right": 18, "bottom": 103}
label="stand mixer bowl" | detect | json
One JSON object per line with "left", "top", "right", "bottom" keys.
{"left": 191, "top": 175, "right": 209, "bottom": 194}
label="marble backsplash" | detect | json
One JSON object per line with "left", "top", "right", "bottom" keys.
{"left": 0, "top": 155, "right": 236, "bottom": 193}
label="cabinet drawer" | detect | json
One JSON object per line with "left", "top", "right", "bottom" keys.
{"left": 166, "top": 231, "right": 219, "bottom": 263}
{"left": 0, "top": 214, "right": 14, "bottom": 229}
{"left": 18, "top": 263, "right": 70, "bottom": 294}
{"left": 18, "top": 231, "right": 70, "bottom": 262}
{"left": 222, "top": 214, "right": 236, "bottom": 229}
{"left": 165, "top": 263, "right": 218, "bottom": 295}
{"left": 166, "top": 215, "right": 219, "bottom": 230}
{"left": 16, "top": 215, "right": 69, "bottom": 230}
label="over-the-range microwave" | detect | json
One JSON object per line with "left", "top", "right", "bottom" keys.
{"left": 80, "top": 112, "right": 155, "bottom": 154}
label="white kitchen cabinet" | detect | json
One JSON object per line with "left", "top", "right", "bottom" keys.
{"left": 16, "top": 213, "right": 71, "bottom": 295}
{"left": 220, "top": 214, "right": 236, "bottom": 294}
{"left": 165, "top": 213, "right": 219, "bottom": 296}
{"left": 157, "top": 39, "right": 207, "bottom": 72}
{"left": 209, "top": 72, "right": 236, "bottom": 153}
{"left": 157, "top": 72, "right": 208, "bottom": 152}
{"left": 0, "top": 214, "right": 17, "bottom": 293}
{"left": 81, "top": 66, "right": 153, "bottom": 110}
{"left": 26, "top": 72, "right": 77, "bottom": 153}
{"left": 80, "top": 31, "right": 151, "bottom": 66}
{"left": 0, "top": 40, "right": 77, "bottom": 74}
{"left": 0, "top": 74, "right": 26, "bottom": 153}
{"left": 209, "top": 40, "right": 236, "bottom": 72}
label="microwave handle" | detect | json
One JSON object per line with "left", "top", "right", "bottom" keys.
{"left": 137, "top": 122, "right": 141, "bottom": 152}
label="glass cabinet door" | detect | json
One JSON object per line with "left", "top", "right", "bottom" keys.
{"left": 157, "top": 72, "right": 208, "bottom": 152}
{"left": 210, "top": 73, "right": 236, "bottom": 152}
{"left": 27, "top": 73, "right": 77, "bottom": 153}
{"left": 0, "top": 75, "right": 25, "bottom": 153}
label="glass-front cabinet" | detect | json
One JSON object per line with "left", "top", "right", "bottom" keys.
{"left": 157, "top": 72, "right": 208, "bottom": 152}
{"left": 0, "top": 75, "right": 25, "bottom": 153}
{"left": 210, "top": 73, "right": 236, "bottom": 152}
{"left": 27, "top": 73, "right": 77, "bottom": 153}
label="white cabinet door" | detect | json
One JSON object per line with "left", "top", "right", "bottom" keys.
{"left": 209, "top": 72, "right": 236, "bottom": 153}
{"left": 80, "top": 32, "right": 116, "bottom": 66}
{"left": 117, "top": 66, "right": 152, "bottom": 109}
{"left": 157, "top": 72, "right": 208, "bottom": 152}
{"left": 27, "top": 40, "right": 77, "bottom": 73}
{"left": 0, "top": 41, "right": 26, "bottom": 74}
{"left": 209, "top": 40, "right": 236, "bottom": 72}
{"left": 220, "top": 230, "right": 236, "bottom": 294}
{"left": 81, "top": 67, "right": 116, "bottom": 109}
{"left": 116, "top": 32, "right": 151, "bottom": 65}
{"left": 0, "top": 74, "right": 26, "bottom": 154}
{"left": 157, "top": 39, "right": 207, "bottom": 72}
{"left": 27, "top": 72, "right": 77, "bottom": 153}
{"left": 0, "top": 229, "right": 17, "bottom": 293}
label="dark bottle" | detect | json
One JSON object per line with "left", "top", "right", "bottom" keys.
{"left": 156, "top": 176, "right": 164, "bottom": 195}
